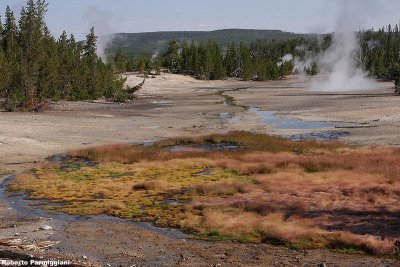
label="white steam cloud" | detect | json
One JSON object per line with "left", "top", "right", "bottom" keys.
{"left": 281, "top": 53, "right": 293, "bottom": 62}
{"left": 278, "top": 53, "right": 294, "bottom": 67}
{"left": 83, "top": 6, "right": 120, "bottom": 61}
{"left": 293, "top": 46, "right": 312, "bottom": 73}
{"left": 310, "top": 0, "right": 382, "bottom": 92}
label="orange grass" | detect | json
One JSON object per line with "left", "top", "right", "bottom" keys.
{"left": 10, "top": 132, "right": 400, "bottom": 256}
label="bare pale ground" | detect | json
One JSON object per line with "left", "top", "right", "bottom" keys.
{"left": 0, "top": 73, "right": 399, "bottom": 266}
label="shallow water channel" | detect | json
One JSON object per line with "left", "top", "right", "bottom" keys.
{"left": 248, "top": 107, "right": 351, "bottom": 141}
{"left": 219, "top": 92, "right": 350, "bottom": 141}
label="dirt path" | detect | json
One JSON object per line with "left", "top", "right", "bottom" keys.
{"left": 0, "top": 73, "right": 399, "bottom": 266}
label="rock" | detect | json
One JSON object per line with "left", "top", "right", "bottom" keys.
{"left": 38, "top": 225, "right": 52, "bottom": 231}
{"left": 214, "top": 254, "right": 227, "bottom": 259}
{"left": 82, "top": 255, "right": 88, "bottom": 260}
{"left": 320, "top": 263, "right": 327, "bottom": 267}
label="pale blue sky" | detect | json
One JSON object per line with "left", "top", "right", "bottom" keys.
{"left": 1, "top": 0, "right": 399, "bottom": 40}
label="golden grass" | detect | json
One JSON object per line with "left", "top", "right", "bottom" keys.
{"left": 9, "top": 132, "right": 400, "bottom": 256}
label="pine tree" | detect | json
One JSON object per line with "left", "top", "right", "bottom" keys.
{"left": 225, "top": 43, "right": 237, "bottom": 77}
{"left": 310, "top": 62, "right": 318, "bottom": 76}
{"left": 258, "top": 60, "right": 269, "bottom": 81}
{"left": 114, "top": 47, "right": 127, "bottom": 73}
{"left": 165, "top": 39, "right": 179, "bottom": 71}
{"left": 395, "top": 77, "right": 400, "bottom": 94}
{"left": 137, "top": 56, "right": 149, "bottom": 74}
{"left": 2, "top": 6, "right": 22, "bottom": 109}
{"left": 197, "top": 42, "right": 211, "bottom": 79}
{"left": 238, "top": 42, "right": 253, "bottom": 81}
{"left": 0, "top": 16, "right": 3, "bottom": 46}
{"left": 68, "top": 34, "right": 87, "bottom": 100}
{"left": 3, "top": 6, "right": 18, "bottom": 61}
{"left": 208, "top": 41, "right": 225, "bottom": 80}
{"left": 57, "top": 31, "right": 70, "bottom": 98}
{"left": 83, "top": 27, "right": 100, "bottom": 99}
{"left": 83, "top": 27, "right": 98, "bottom": 67}
{"left": 18, "top": 0, "right": 47, "bottom": 105}
{"left": 0, "top": 46, "right": 11, "bottom": 97}
{"left": 180, "top": 40, "right": 189, "bottom": 73}
{"left": 188, "top": 41, "right": 199, "bottom": 75}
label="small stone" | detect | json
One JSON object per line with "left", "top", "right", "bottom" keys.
{"left": 320, "top": 263, "right": 327, "bottom": 267}
{"left": 38, "top": 225, "right": 52, "bottom": 231}
{"left": 82, "top": 255, "right": 88, "bottom": 260}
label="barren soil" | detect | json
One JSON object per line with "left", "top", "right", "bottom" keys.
{"left": 0, "top": 73, "right": 399, "bottom": 266}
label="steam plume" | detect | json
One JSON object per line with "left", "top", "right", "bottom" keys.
{"left": 83, "top": 6, "right": 118, "bottom": 61}
{"left": 310, "top": 0, "right": 381, "bottom": 91}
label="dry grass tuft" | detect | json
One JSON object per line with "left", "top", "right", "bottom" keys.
{"left": 188, "top": 181, "right": 253, "bottom": 196}
{"left": 133, "top": 180, "right": 169, "bottom": 191}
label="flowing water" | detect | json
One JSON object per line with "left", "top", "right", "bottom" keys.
{"left": 218, "top": 91, "right": 351, "bottom": 141}
{"left": 248, "top": 107, "right": 337, "bottom": 130}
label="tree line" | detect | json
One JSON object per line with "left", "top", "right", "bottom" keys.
{"left": 121, "top": 27, "right": 400, "bottom": 93}
{"left": 0, "top": 0, "right": 127, "bottom": 111}
{"left": 1, "top": 1, "right": 400, "bottom": 111}
{"left": 112, "top": 37, "right": 327, "bottom": 81}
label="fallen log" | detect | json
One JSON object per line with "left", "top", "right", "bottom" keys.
{"left": 127, "top": 79, "right": 145, "bottom": 95}
{"left": 0, "top": 238, "right": 59, "bottom": 251}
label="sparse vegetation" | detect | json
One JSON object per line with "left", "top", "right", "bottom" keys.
{"left": 8, "top": 132, "right": 400, "bottom": 256}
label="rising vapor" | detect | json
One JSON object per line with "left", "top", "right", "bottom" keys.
{"left": 83, "top": 6, "right": 118, "bottom": 61}
{"left": 310, "top": 0, "right": 382, "bottom": 91}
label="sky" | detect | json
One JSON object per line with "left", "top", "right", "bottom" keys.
{"left": 1, "top": 0, "right": 399, "bottom": 40}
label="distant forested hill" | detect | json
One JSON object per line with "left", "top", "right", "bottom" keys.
{"left": 105, "top": 29, "right": 310, "bottom": 57}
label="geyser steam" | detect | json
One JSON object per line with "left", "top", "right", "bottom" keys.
{"left": 310, "top": 0, "right": 380, "bottom": 92}
{"left": 83, "top": 6, "right": 117, "bottom": 61}
{"left": 310, "top": 32, "right": 375, "bottom": 91}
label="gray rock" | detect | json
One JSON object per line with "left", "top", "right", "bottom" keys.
{"left": 38, "top": 225, "right": 52, "bottom": 231}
